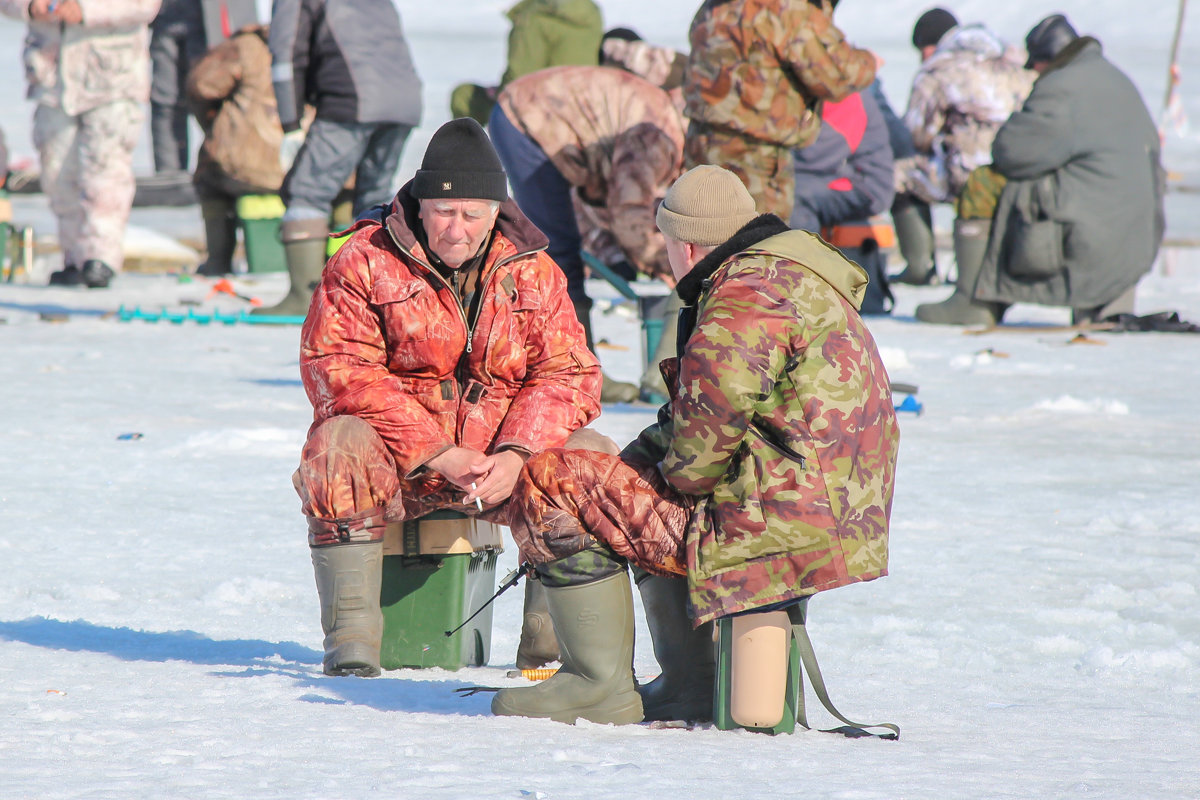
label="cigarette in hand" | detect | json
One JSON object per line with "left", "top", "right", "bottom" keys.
{"left": 469, "top": 482, "right": 483, "bottom": 512}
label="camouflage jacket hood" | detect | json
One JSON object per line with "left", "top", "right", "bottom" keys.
{"left": 299, "top": 182, "right": 601, "bottom": 484}
{"left": 628, "top": 217, "right": 898, "bottom": 625}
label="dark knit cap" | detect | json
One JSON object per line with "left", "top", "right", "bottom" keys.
{"left": 912, "top": 7, "right": 958, "bottom": 49}
{"left": 1024, "top": 14, "right": 1079, "bottom": 68}
{"left": 411, "top": 117, "right": 508, "bottom": 202}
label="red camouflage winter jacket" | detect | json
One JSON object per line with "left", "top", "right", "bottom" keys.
{"left": 299, "top": 184, "right": 602, "bottom": 485}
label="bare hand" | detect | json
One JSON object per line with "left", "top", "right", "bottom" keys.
{"left": 425, "top": 446, "right": 488, "bottom": 490}
{"left": 27, "top": 0, "right": 55, "bottom": 21}
{"left": 464, "top": 450, "right": 527, "bottom": 507}
{"left": 49, "top": 0, "right": 82, "bottom": 23}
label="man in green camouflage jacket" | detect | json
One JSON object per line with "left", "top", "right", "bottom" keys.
{"left": 491, "top": 166, "right": 899, "bottom": 727}
{"left": 683, "top": 0, "right": 877, "bottom": 220}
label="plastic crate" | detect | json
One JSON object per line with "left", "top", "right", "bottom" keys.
{"left": 378, "top": 510, "right": 504, "bottom": 670}
{"left": 235, "top": 195, "right": 287, "bottom": 274}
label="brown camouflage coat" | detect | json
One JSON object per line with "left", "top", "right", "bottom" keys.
{"left": 899, "top": 24, "right": 1034, "bottom": 200}
{"left": 0, "top": 0, "right": 161, "bottom": 115}
{"left": 187, "top": 25, "right": 284, "bottom": 196}
{"left": 624, "top": 217, "right": 898, "bottom": 624}
{"left": 498, "top": 66, "right": 685, "bottom": 280}
{"left": 300, "top": 183, "right": 602, "bottom": 483}
{"left": 683, "top": 0, "right": 876, "bottom": 149}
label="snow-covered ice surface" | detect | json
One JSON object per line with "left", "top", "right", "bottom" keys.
{"left": 2, "top": 2, "right": 1199, "bottom": 798}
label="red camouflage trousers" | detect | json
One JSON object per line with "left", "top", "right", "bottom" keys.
{"left": 293, "top": 416, "right": 514, "bottom": 546}
{"left": 509, "top": 447, "right": 695, "bottom": 577}
{"left": 294, "top": 416, "right": 622, "bottom": 547}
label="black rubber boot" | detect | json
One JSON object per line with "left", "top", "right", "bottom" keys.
{"left": 311, "top": 541, "right": 384, "bottom": 677}
{"left": 915, "top": 219, "right": 1006, "bottom": 325}
{"left": 252, "top": 217, "right": 328, "bottom": 318}
{"left": 635, "top": 571, "right": 716, "bottom": 722}
{"left": 492, "top": 570, "right": 643, "bottom": 725}
{"left": 197, "top": 199, "right": 239, "bottom": 277}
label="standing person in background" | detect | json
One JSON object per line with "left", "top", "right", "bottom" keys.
{"left": 891, "top": 8, "right": 1033, "bottom": 286}
{"left": 450, "top": 0, "right": 603, "bottom": 126}
{"left": 682, "top": 0, "right": 876, "bottom": 221}
{"left": 187, "top": 24, "right": 283, "bottom": 277}
{"left": 0, "top": 0, "right": 161, "bottom": 289}
{"left": 259, "top": 0, "right": 422, "bottom": 318}
{"left": 490, "top": 65, "right": 686, "bottom": 406}
{"left": 149, "top": 0, "right": 258, "bottom": 177}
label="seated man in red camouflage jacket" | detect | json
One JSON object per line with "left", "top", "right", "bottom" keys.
{"left": 292, "top": 118, "right": 605, "bottom": 677}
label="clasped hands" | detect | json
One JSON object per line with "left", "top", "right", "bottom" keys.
{"left": 29, "top": 0, "right": 82, "bottom": 24}
{"left": 425, "top": 446, "right": 527, "bottom": 509}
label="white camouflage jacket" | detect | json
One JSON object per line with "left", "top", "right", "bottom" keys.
{"left": 0, "top": 0, "right": 161, "bottom": 115}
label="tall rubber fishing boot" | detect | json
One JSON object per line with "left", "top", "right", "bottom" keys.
{"left": 635, "top": 571, "right": 716, "bottom": 722}
{"left": 914, "top": 219, "right": 1006, "bottom": 326}
{"left": 492, "top": 570, "right": 644, "bottom": 725}
{"left": 515, "top": 578, "right": 560, "bottom": 669}
{"left": 890, "top": 195, "right": 940, "bottom": 286}
{"left": 638, "top": 290, "right": 682, "bottom": 404}
{"left": 575, "top": 295, "right": 638, "bottom": 404}
{"left": 311, "top": 541, "right": 384, "bottom": 677}
{"left": 252, "top": 217, "right": 328, "bottom": 318}
{"left": 196, "top": 200, "right": 238, "bottom": 277}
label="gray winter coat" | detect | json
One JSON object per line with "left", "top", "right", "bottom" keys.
{"left": 268, "top": 0, "right": 422, "bottom": 132}
{"left": 974, "top": 38, "right": 1165, "bottom": 310}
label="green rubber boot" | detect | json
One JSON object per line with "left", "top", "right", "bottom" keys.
{"left": 635, "top": 571, "right": 715, "bottom": 722}
{"left": 252, "top": 217, "right": 328, "bottom": 318}
{"left": 890, "top": 195, "right": 940, "bottom": 286}
{"left": 515, "top": 578, "right": 560, "bottom": 669}
{"left": 311, "top": 541, "right": 383, "bottom": 677}
{"left": 914, "top": 219, "right": 1006, "bottom": 326}
{"left": 492, "top": 570, "right": 644, "bottom": 725}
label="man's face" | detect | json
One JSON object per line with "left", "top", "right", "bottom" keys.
{"left": 418, "top": 198, "right": 500, "bottom": 269}
{"left": 665, "top": 235, "right": 698, "bottom": 283}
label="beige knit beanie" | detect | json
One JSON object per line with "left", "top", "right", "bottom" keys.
{"left": 656, "top": 165, "right": 759, "bottom": 246}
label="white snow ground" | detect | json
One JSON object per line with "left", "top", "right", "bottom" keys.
{"left": 2, "top": 2, "right": 1199, "bottom": 798}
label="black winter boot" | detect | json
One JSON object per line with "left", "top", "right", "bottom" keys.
{"left": 635, "top": 571, "right": 716, "bottom": 722}
{"left": 197, "top": 199, "right": 239, "bottom": 277}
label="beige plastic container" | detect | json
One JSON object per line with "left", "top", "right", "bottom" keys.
{"left": 729, "top": 610, "right": 792, "bottom": 728}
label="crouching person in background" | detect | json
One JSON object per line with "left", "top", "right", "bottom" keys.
{"left": 493, "top": 166, "right": 899, "bottom": 725}
{"left": 291, "top": 119, "right": 605, "bottom": 677}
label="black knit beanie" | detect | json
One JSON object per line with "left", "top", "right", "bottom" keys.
{"left": 912, "top": 7, "right": 958, "bottom": 49}
{"left": 411, "top": 118, "right": 508, "bottom": 202}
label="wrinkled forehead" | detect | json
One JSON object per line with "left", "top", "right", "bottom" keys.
{"left": 419, "top": 198, "right": 500, "bottom": 216}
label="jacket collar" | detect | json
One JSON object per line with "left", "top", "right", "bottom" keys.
{"left": 384, "top": 180, "right": 550, "bottom": 266}
{"left": 675, "top": 214, "right": 790, "bottom": 305}
{"left": 1040, "top": 36, "right": 1099, "bottom": 78}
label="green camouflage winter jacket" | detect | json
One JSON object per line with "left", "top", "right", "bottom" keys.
{"left": 683, "top": 0, "right": 876, "bottom": 149}
{"left": 500, "top": 0, "right": 603, "bottom": 86}
{"left": 624, "top": 216, "right": 898, "bottom": 624}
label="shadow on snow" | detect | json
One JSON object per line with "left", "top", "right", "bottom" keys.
{"left": 0, "top": 616, "right": 493, "bottom": 716}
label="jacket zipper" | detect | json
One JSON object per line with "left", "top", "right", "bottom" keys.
{"left": 750, "top": 421, "right": 807, "bottom": 469}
